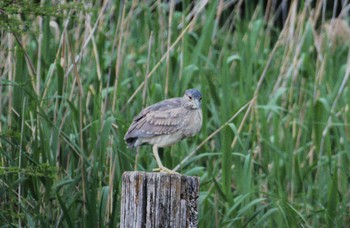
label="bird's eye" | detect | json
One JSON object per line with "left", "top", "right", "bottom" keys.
{"left": 188, "top": 96, "right": 192, "bottom": 100}
{"left": 199, "top": 97, "right": 202, "bottom": 101}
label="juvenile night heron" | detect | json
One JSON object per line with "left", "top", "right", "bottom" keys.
{"left": 124, "top": 89, "right": 202, "bottom": 173}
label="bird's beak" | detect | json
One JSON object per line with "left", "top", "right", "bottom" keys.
{"left": 193, "top": 99, "right": 201, "bottom": 109}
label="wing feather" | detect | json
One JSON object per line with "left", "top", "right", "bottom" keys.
{"left": 124, "top": 98, "right": 184, "bottom": 141}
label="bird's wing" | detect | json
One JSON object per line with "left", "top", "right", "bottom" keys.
{"left": 125, "top": 98, "right": 185, "bottom": 139}
{"left": 132, "top": 98, "right": 182, "bottom": 122}
{"left": 142, "top": 108, "right": 184, "bottom": 134}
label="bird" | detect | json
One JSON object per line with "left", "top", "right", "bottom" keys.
{"left": 124, "top": 89, "right": 203, "bottom": 174}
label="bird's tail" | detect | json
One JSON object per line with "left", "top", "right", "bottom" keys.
{"left": 125, "top": 137, "right": 137, "bottom": 148}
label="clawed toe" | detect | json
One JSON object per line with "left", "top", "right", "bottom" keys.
{"left": 153, "top": 166, "right": 179, "bottom": 174}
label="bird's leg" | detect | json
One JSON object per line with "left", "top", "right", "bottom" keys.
{"left": 152, "top": 145, "right": 163, "bottom": 168}
{"left": 152, "top": 145, "right": 179, "bottom": 174}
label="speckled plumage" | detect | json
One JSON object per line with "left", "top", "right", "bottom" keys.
{"left": 124, "top": 89, "right": 203, "bottom": 173}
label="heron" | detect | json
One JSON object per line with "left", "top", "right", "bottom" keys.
{"left": 124, "top": 89, "right": 203, "bottom": 174}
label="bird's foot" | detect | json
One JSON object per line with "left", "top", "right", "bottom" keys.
{"left": 153, "top": 166, "right": 179, "bottom": 174}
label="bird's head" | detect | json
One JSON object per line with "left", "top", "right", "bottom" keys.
{"left": 183, "top": 89, "right": 202, "bottom": 109}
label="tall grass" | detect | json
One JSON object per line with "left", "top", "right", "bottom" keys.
{"left": 1, "top": 0, "right": 350, "bottom": 227}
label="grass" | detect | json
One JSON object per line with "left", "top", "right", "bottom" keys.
{"left": 1, "top": 0, "right": 350, "bottom": 227}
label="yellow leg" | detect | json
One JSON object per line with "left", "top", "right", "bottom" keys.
{"left": 152, "top": 145, "right": 179, "bottom": 174}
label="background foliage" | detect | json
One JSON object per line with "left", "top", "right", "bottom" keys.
{"left": 1, "top": 0, "right": 350, "bottom": 227}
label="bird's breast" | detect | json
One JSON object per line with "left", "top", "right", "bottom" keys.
{"left": 183, "top": 109, "right": 202, "bottom": 137}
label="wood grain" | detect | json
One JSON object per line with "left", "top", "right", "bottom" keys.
{"left": 120, "top": 171, "right": 200, "bottom": 228}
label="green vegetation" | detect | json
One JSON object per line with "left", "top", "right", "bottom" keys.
{"left": 1, "top": 1, "right": 350, "bottom": 227}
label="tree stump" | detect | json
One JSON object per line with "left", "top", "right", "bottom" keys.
{"left": 120, "top": 171, "right": 200, "bottom": 228}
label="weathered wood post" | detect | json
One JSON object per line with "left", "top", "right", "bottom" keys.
{"left": 120, "top": 171, "right": 200, "bottom": 228}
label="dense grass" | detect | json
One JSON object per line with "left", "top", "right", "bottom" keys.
{"left": 1, "top": 0, "right": 350, "bottom": 227}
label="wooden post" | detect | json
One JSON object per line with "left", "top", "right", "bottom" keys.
{"left": 120, "top": 171, "right": 200, "bottom": 228}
